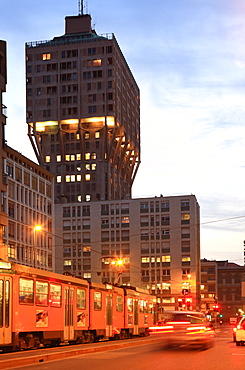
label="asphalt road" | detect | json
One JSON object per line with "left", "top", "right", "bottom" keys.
{"left": 3, "top": 325, "right": 245, "bottom": 370}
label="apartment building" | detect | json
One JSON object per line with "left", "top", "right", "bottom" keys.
{"left": 25, "top": 13, "right": 140, "bottom": 203}
{"left": 201, "top": 259, "right": 245, "bottom": 320}
{"left": 4, "top": 146, "right": 55, "bottom": 270}
{"left": 217, "top": 260, "right": 245, "bottom": 320}
{"left": 0, "top": 40, "right": 8, "bottom": 260}
{"left": 54, "top": 194, "right": 200, "bottom": 310}
{"left": 200, "top": 259, "right": 218, "bottom": 312}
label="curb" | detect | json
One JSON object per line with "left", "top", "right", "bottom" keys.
{"left": 0, "top": 336, "right": 164, "bottom": 369}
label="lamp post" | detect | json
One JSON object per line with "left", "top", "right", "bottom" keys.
{"left": 33, "top": 225, "right": 42, "bottom": 268}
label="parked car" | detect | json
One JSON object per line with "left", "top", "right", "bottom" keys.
{"left": 161, "top": 311, "right": 215, "bottom": 350}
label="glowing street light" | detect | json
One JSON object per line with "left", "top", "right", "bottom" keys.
{"left": 33, "top": 225, "right": 42, "bottom": 268}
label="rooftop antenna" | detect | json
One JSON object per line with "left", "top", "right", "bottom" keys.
{"left": 78, "top": 0, "right": 84, "bottom": 15}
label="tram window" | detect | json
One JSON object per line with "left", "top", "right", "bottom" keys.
{"left": 127, "top": 298, "right": 133, "bottom": 313}
{"left": 77, "top": 288, "right": 86, "bottom": 309}
{"left": 5, "top": 280, "right": 10, "bottom": 327}
{"left": 139, "top": 300, "right": 144, "bottom": 313}
{"left": 19, "top": 278, "right": 34, "bottom": 304}
{"left": 94, "top": 291, "right": 102, "bottom": 310}
{"left": 36, "top": 281, "right": 48, "bottom": 306}
{"left": 116, "top": 295, "right": 123, "bottom": 312}
{"left": 144, "top": 301, "right": 148, "bottom": 313}
{"left": 50, "top": 283, "right": 61, "bottom": 307}
{"left": 0, "top": 280, "right": 3, "bottom": 327}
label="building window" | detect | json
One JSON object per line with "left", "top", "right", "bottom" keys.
{"left": 162, "top": 255, "right": 171, "bottom": 263}
{"left": 42, "top": 53, "right": 51, "bottom": 60}
{"left": 181, "top": 200, "right": 190, "bottom": 210}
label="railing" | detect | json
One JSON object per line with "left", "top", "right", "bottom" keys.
{"left": 26, "top": 33, "right": 114, "bottom": 48}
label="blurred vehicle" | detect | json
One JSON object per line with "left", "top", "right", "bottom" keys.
{"left": 230, "top": 317, "right": 238, "bottom": 325}
{"left": 232, "top": 316, "right": 244, "bottom": 342}
{"left": 234, "top": 317, "right": 245, "bottom": 346}
{"left": 160, "top": 311, "right": 215, "bottom": 350}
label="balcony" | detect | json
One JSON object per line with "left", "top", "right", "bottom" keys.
{"left": 1, "top": 104, "right": 7, "bottom": 118}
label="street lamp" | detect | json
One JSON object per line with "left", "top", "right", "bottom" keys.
{"left": 33, "top": 225, "right": 42, "bottom": 268}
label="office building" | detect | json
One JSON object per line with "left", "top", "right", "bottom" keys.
{"left": 54, "top": 194, "right": 201, "bottom": 310}
{"left": 4, "top": 146, "right": 55, "bottom": 270}
{"left": 25, "top": 14, "right": 140, "bottom": 203}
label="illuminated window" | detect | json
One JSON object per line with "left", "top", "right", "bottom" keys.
{"left": 77, "top": 195, "right": 82, "bottom": 202}
{"left": 36, "top": 281, "right": 48, "bottom": 306}
{"left": 91, "top": 163, "right": 96, "bottom": 170}
{"left": 122, "top": 216, "right": 129, "bottom": 224}
{"left": 83, "top": 272, "right": 91, "bottom": 279}
{"left": 85, "top": 174, "right": 91, "bottom": 181}
{"left": 181, "top": 214, "right": 190, "bottom": 220}
{"left": 86, "top": 195, "right": 91, "bottom": 202}
{"left": 86, "top": 164, "right": 90, "bottom": 170}
{"left": 71, "top": 175, "right": 76, "bottom": 182}
{"left": 77, "top": 289, "right": 86, "bottom": 309}
{"left": 50, "top": 284, "right": 61, "bottom": 307}
{"left": 182, "top": 256, "right": 191, "bottom": 262}
{"left": 76, "top": 133, "right": 80, "bottom": 140}
{"left": 19, "top": 278, "right": 34, "bottom": 304}
{"left": 94, "top": 291, "right": 102, "bottom": 310}
{"left": 76, "top": 154, "right": 81, "bottom": 160}
{"left": 200, "top": 285, "right": 205, "bottom": 290}
{"left": 95, "top": 131, "right": 100, "bottom": 138}
{"left": 77, "top": 175, "right": 82, "bottom": 181}
{"left": 64, "top": 260, "right": 71, "bottom": 266}
{"left": 42, "top": 53, "right": 51, "bottom": 60}
{"left": 162, "top": 255, "right": 171, "bottom": 262}
{"left": 56, "top": 155, "right": 61, "bottom": 162}
{"left": 162, "top": 283, "right": 171, "bottom": 290}
{"left": 57, "top": 176, "right": 62, "bottom": 183}
{"left": 65, "top": 155, "right": 70, "bottom": 161}
{"left": 91, "top": 152, "right": 96, "bottom": 159}
{"left": 127, "top": 298, "right": 133, "bottom": 312}
{"left": 66, "top": 175, "right": 71, "bottom": 182}
{"left": 70, "top": 155, "right": 75, "bottom": 161}
{"left": 45, "top": 156, "right": 51, "bottom": 163}
{"left": 93, "top": 58, "right": 102, "bottom": 67}
{"left": 85, "top": 153, "right": 90, "bottom": 160}
{"left": 116, "top": 296, "right": 123, "bottom": 312}
{"left": 141, "top": 257, "right": 150, "bottom": 263}
{"left": 85, "top": 132, "right": 90, "bottom": 139}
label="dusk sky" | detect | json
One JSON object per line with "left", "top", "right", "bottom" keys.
{"left": 1, "top": 0, "right": 245, "bottom": 264}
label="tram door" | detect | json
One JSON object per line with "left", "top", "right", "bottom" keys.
{"left": 64, "top": 287, "right": 74, "bottom": 341}
{"left": 106, "top": 295, "right": 113, "bottom": 337}
{"left": 0, "top": 277, "right": 12, "bottom": 345}
{"left": 133, "top": 299, "right": 139, "bottom": 335}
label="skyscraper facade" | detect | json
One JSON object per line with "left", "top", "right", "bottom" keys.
{"left": 26, "top": 14, "right": 140, "bottom": 203}
{"left": 0, "top": 40, "right": 8, "bottom": 260}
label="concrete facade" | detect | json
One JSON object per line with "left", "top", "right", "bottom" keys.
{"left": 25, "top": 14, "right": 140, "bottom": 203}
{"left": 0, "top": 40, "right": 8, "bottom": 260}
{"left": 201, "top": 259, "right": 245, "bottom": 320}
{"left": 4, "top": 146, "right": 55, "bottom": 270}
{"left": 54, "top": 194, "right": 201, "bottom": 310}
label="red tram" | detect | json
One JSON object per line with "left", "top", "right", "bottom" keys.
{"left": 0, "top": 261, "right": 155, "bottom": 351}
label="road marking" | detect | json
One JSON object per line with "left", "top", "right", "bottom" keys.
{"left": 232, "top": 354, "right": 245, "bottom": 356}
